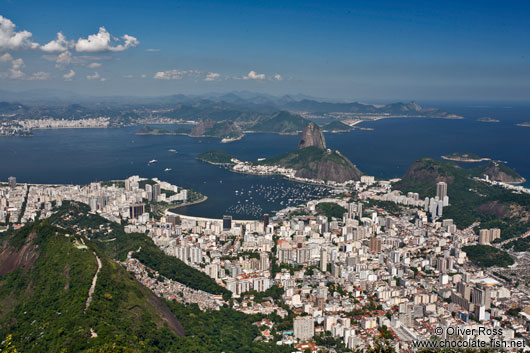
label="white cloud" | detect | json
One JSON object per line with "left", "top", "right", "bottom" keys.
{"left": 86, "top": 71, "right": 100, "bottom": 80}
{"left": 154, "top": 69, "right": 201, "bottom": 80}
{"left": 204, "top": 72, "right": 221, "bottom": 81}
{"left": 243, "top": 70, "right": 266, "bottom": 80}
{"left": 75, "top": 27, "right": 139, "bottom": 53}
{"left": 55, "top": 50, "right": 72, "bottom": 67}
{"left": 146, "top": 48, "right": 160, "bottom": 52}
{"left": 0, "top": 15, "right": 39, "bottom": 50}
{"left": 0, "top": 52, "right": 12, "bottom": 62}
{"left": 0, "top": 55, "right": 49, "bottom": 80}
{"left": 63, "top": 69, "right": 75, "bottom": 80}
{"left": 41, "top": 32, "right": 70, "bottom": 53}
{"left": 87, "top": 62, "right": 102, "bottom": 68}
{"left": 28, "top": 71, "right": 50, "bottom": 80}
{"left": 273, "top": 73, "right": 283, "bottom": 81}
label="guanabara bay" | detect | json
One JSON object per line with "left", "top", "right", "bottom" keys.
{"left": 1, "top": 2, "right": 530, "bottom": 353}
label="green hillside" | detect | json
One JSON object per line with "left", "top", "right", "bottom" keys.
{"left": 257, "top": 146, "right": 362, "bottom": 183}
{"left": 250, "top": 111, "right": 309, "bottom": 133}
{"left": 395, "top": 158, "right": 530, "bottom": 239}
{"left": 197, "top": 150, "right": 235, "bottom": 165}
{"left": 0, "top": 221, "right": 185, "bottom": 353}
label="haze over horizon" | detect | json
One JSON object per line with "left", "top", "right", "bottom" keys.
{"left": 1, "top": 0, "right": 530, "bottom": 101}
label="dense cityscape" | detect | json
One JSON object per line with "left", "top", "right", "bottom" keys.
{"left": 2, "top": 166, "right": 529, "bottom": 351}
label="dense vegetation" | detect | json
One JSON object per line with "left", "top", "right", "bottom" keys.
{"left": 316, "top": 202, "right": 347, "bottom": 220}
{"left": 395, "top": 158, "right": 530, "bottom": 240}
{"left": 0, "top": 221, "right": 185, "bottom": 352}
{"left": 249, "top": 111, "right": 309, "bottom": 133}
{"left": 166, "top": 301, "right": 292, "bottom": 353}
{"left": 462, "top": 245, "right": 514, "bottom": 268}
{"left": 197, "top": 150, "right": 235, "bottom": 165}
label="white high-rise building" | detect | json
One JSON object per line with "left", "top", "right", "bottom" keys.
{"left": 320, "top": 247, "right": 328, "bottom": 272}
{"left": 436, "top": 181, "right": 448, "bottom": 199}
{"left": 293, "top": 316, "right": 314, "bottom": 341}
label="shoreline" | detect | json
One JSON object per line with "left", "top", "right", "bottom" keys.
{"left": 441, "top": 156, "right": 492, "bottom": 163}
{"left": 168, "top": 195, "right": 208, "bottom": 210}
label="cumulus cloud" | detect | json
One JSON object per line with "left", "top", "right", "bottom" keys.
{"left": 204, "top": 72, "right": 221, "bottom": 81}
{"left": 87, "top": 62, "right": 102, "bottom": 68}
{"left": 75, "top": 27, "right": 139, "bottom": 53}
{"left": 55, "top": 50, "right": 72, "bottom": 67}
{"left": 243, "top": 70, "right": 266, "bottom": 80}
{"left": 0, "top": 15, "right": 39, "bottom": 50}
{"left": 63, "top": 69, "right": 75, "bottom": 80}
{"left": 154, "top": 69, "right": 201, "bottom": 80}
{"left": 0, "top": 52, "right": 12, "bottom": 62}
{"left": 0, "top": 54, "right": 50, "bottom": 80}
{"left": 41, "top": 32, "right": 71, "bottom": 53}
{"left": 273, "top": 73, "right": 283, "bottom": 81}
{"left": 86, "top": 71, "right": 100, "bottom": 80}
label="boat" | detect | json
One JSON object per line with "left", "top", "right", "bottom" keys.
{"left": 148, "top": 159, "right": 157, "bottom": 164}
{"left": 164, "top": 168, "right": 172, "bottom": 172}
{"left": 168, "top": 149, "right": 176, "bottom": 152}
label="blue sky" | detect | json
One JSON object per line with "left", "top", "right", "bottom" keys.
{"left": 1, "top": 0, "right": 529, "bottom": 101}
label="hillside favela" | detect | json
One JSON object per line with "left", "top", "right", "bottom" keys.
{"left": 1, "top": 2, "right": 530, "bottom": 353}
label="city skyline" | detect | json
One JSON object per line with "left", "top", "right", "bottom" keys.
{"left": 1, "top": 0, "right": 530, "bottom": 101}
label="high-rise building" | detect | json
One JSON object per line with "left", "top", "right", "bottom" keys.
{"left": 263, "top": 213, "right": 270, "bottom": 229}
{"left": 436, "top": 182, "right": 448, "bottom": 200}
{"left": 293, "top": 316, "right": 314, "bottom": 341}
{"left": 8, "top": 176, "right": 16, "bottom": 189}
{"left": 145, "top": 184, "right": 153, "bottom": 202}
{"left": 129, "top": 204, "right": 145, "bottom": 219}
{"left": 370, "top": 237, "right": 382, "bottom": 253}
{"left": 152, "top": 183, "right": 161, "bottom": 202}
{"left": 259, "top": 252, "right": 270, "bottom": 271}
{"left": 297, "top": 247, "right": 311, "bottom": 264}
{"left": 223, "top": 215, "right": 232, "bottom": 231}
{"left": 320, "top": 247, "right": 328, "bottom": 272}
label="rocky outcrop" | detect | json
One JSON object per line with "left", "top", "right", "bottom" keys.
{"left": 261, "top": 122, "right": 362, "bottom": 183}
{"left": 298, "top": 122, "right": 326, "bottom": 149}
{"left": 190, "top": 119, "right": 242, "bottom": 139}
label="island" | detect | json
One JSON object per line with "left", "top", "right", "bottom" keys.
{"left": 516, "top": 122, "right": 530, "bottom": 127}
{"left": 441, "top": 152, "right": 491, "bottom": 163}
{"left": 477, "top": 117, "right": 500, "bottom": 123}
{"left": 321, "top": 120, "right": 353, "bottom": 132}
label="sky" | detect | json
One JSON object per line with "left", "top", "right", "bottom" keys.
{"left": 1, "top": 0, "right": 530, "bottom": 101}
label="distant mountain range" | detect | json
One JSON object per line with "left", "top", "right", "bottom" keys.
{"left": 0, "top": 90, "right": 459, "bottom": 123}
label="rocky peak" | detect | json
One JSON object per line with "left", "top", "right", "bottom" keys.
{"left": 298, "top": 122, "right": 326, "bottom": 150}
